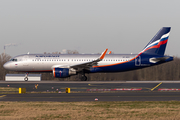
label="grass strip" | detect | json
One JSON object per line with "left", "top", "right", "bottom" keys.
{"left": 0, "top": 101, "right": 179, "bottom": 120}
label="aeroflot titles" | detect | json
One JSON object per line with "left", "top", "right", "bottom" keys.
{"left": 36, "top": 55, "right": 60, "bottom": 57}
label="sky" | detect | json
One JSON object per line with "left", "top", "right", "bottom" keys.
{"left": 0, "top": 0, "right": 179, "bottom": 57}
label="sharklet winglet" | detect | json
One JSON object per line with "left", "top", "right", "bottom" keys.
{"left": 99, "top": 49, "right": 108, "bottom": 60}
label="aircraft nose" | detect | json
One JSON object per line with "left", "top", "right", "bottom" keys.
{"left": 3, "top": 62, "right": 10, "bottom": 70}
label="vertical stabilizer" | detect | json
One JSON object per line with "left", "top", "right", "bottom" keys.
{"left": 141, "top": 27, "right": 171, "bottom": 55}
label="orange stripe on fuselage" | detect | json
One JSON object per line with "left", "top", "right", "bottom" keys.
{"left": 93, "top": 55, "right": 138, "bottom": 68}
{"left": 53, "top": 68, "right": 56, "bottom": 77}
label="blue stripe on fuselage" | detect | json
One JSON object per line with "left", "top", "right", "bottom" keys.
{"left": 89, "top": 53, "right": 173, "bottom": 73}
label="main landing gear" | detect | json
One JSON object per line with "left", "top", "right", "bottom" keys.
{"left": 81, "top": 74, "right": 87, "bottom": 81}
{"left": 24, "top": 72, "right": 28, "bottom": 81}
{"left": 79, "top": 70, "right": 87, "bottom": 81}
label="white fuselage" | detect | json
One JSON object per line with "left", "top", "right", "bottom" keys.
{"left": 3, "top": 54, "right": 136, "bottom": 72}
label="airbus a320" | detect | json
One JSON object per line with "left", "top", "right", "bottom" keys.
{"left": 3, "top": 27, "right": 173, "bottom": 81}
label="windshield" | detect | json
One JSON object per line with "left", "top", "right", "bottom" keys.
{"left": 10, "top": 59, "right": 17, "bottom": 62}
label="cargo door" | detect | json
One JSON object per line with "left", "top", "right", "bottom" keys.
{"left": 135, "top": 56, "right": 141, "bottom": 66}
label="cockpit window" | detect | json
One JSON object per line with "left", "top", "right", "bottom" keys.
{"left": 10, "top": 59, "right": 17, "bottom": 62}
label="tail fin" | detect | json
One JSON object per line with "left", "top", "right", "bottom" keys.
{"left": 141, "top": 27, "right": 171, "bottom": 55}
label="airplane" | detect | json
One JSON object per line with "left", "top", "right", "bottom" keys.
{"left": 3, "top": 27, "right": 173, "bottom": 81}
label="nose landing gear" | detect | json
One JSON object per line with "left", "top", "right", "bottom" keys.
{"left": 24, "top": 72, "right": 28, "bottom": 81}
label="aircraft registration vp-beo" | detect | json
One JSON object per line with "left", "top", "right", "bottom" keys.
{"left": 3, "top": 27, "right": 173, "bottom": 81}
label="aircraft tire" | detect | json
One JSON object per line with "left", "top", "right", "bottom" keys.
{"left": 24, "top": 77, "right": 28, "bottom": 81}
{"left": 81, "top": 75, "right": 87, "bottom": 81}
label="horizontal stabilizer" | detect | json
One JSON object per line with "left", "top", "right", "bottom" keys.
{"left": 149, "top": 57, "right": 171, "bottom": 63}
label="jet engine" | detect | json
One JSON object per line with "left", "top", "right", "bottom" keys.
{"left": 53, "top": 68, "right": 76, "bottom": 78}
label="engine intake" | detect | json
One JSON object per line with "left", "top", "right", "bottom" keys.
{"left": 53, "top": 68, "right": 76, "bottom": 78}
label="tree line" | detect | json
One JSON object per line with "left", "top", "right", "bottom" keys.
{"left": 0, "top": 52, "right": 179, "bottom": 81}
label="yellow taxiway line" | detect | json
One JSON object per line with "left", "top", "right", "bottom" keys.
{"left": 0, "top": 95, "right": 6, "bottom": 98}
{"left": 151, "top": 82, "right": 162, "bottom": 91}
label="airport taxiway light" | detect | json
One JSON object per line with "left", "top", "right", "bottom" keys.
{"left": 95, "top": 98, "right": 98, "bottom": 101}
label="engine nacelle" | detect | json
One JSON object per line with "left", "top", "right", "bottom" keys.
{"left": 53, "top": 68, "right": 76, "bottom": 78}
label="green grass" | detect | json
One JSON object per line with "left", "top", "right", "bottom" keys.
{"left": 0, "top": 101, "right": 180, "bottom": 120}
{"left": 0, "top": 87, "right": 18, "bottom": 91}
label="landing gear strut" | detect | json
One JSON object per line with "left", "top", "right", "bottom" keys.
{"left": 81, "top": 74, "right": 87, "bottom": 81}
{"left": 24, "top": 72, "right": 28, "bottom": 81}
{"left": 79, "top": 70, "right": 87, "bottom": 81}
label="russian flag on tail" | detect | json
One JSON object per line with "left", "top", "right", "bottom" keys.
{"left": 141, "top": 27, "right": 171, "bottom": 55}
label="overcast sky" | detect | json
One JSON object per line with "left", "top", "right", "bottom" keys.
{"left": 0, "top": 0, "right": 179, "bottom": 57}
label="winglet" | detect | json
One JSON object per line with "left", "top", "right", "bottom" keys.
{"left": 99, "top": 49, "right": 108, "bottom": 60}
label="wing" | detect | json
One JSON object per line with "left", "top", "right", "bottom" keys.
{"left": 70, "top": 49, "right": 108, "bottom": 70}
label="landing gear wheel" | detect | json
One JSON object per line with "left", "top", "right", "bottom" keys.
{"left": 79, "top": 70, "right": 87, "bottom": 81}
{"left": 24, "top": 72, "right": 29, "bottom": 81}
{"left": 81, "top": 75, "right": 87, "bottom": 81}
{"left": 24, "top": 77, "right": 28, "bottom": 81}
